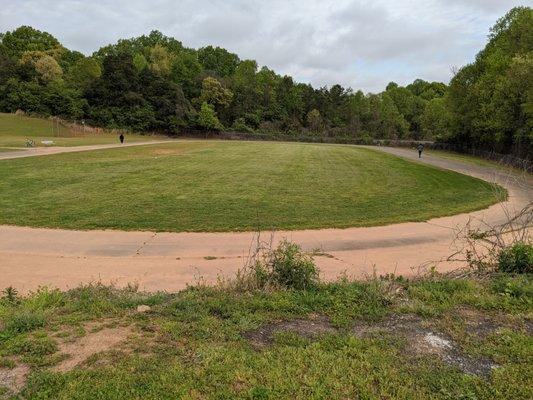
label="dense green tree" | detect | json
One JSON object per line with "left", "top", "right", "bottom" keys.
{"left": 0, "top": 51, "right": 18, "bottom": 84}
{"left": 169, "top": 50, "right": 201, "bottom": 97}
{"left": 67, "top": 57, "right": 102, "bottom": 89}
{"left": 149, "top": 44, "right": 171, "bottom": 76}
{"left": 198, "top": 45, "right": 240, "bottom": 77}
{"left": 198, "top": 76, "right": 233, "bottom": 109}
{"left": 447, "top": 6, "right": 532, "bottom": 157}
{"left": 420, "top": 97, "right": 452, "bottom": 140}
{"left": 132, "top": 53, "right": 148, "bottom": 72}
{"left": 197, "top": 101, "right": 223, "bottom": 130}
{"left": 0, "top": 7, "right": 530, "bottom": 160}
{"left": 306, "top": 109, "right": 322, "bottom": 133}
{"left": 35, "top": 55, "right": 63, "bottom": 83}
{"left": 0, "top": 26, "right": 61, "bottom": 58}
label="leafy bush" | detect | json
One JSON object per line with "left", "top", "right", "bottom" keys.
{"left": 245, "top": 240, "right": 319, "bottom": 290}
{"left": 269, "top": 241, "right": 319, "bottom": 290}
{"left": 232, "top": 117, "right": 255, "bottom": 133}
{"left": 498, "top": 242, "right": 533, "bottom": 273}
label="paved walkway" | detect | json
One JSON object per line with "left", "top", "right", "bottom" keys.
{"left": 0, "top": 141, "right": 170, "bottom": 160}
{"left": 1, "top": 144, "right": 531, "bottom": 293}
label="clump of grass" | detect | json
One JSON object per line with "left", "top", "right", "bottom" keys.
{"left": 9, "top": 333, "right": 57, "bottom": 358}
{"left": 64, "top": 282, "right": 168, "bottom": 318}
{"left": 1, "top": 286, "right": 20, "bottom": 305}
{"left": 0, "top": 356, "right": 16, "bottom": 369}
{"left": 4, "top": 310, "right": 46, "bottom": 334}
{"left": 23, "top": 287, "right": 65, "bottom": 312}
{"left": 498, "top": 242, "right": 533, "bottom": 273}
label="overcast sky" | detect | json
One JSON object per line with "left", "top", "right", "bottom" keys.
{"left": 1, "top": 0, "right": 530, "bottom": 92}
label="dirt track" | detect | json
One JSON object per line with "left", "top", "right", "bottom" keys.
{"left": 1, "top": 144, "right": 531, "bottom": 293}
{"left": 0, "top": 140, "right": 169, "bottom": 160}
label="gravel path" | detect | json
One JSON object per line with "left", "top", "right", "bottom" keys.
{"left": 0, "top": 140, "right": 170, "bottom": 160}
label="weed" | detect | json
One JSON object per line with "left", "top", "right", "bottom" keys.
{"left": 1, "top": 287, "right": 19, "bottom": 305}
{"left": 4, "top": 311, "right": 46, "bottom": 334}
{"left": 498, "top": 242, "right": 533, "bottom": 273}
{"left": 9, "top": 334, "right": 57, "bottom": 358}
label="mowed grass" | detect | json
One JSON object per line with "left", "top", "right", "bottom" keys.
{"left": 0, "top": 141, "right": 504, "bottom": 232}
{"left": 0, "top": 113, "right": 163, "bottom": 147}
{"left": 0, "top": 274, "right": 531, "bottom": 399}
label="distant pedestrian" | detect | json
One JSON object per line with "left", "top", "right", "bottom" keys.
{"left": 417, "top": 143, "right": 424, "bottom": 158}
{"left": 119, "top": 133, "right": 124, "bottom": 144}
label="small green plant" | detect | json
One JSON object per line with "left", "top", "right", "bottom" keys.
{"left": 0, "top": 357, "right": 16, "bottom": 369}
{"left": 498, "top": 242, "right": 533, "bottom": 273}
{"left": 2, "top": 286, "right": 20, "bottom": 304}
{"left": 11, "top": 332, "right": 57, "bottom": 358}
{"left": 238, "top": 239, "right": 320, "bottom": 291}
{"left": 24, "top": 286, "right": 65, "bottom": 311}
{"left": 269, "top": 240, "right": 319, "bottom": 290}
{"left": 5, "top": 310, "right": 46, "bottom": 333}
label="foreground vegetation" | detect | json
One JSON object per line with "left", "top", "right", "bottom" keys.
{"left": 0, "top": 7, "right": 530, "bottom": 158}
{"left": 0, "top": 141, "right": 503, "bottom": 232}
{"left": 0, "top": 113, "right": 162, "bottom": 148}
{"left": 0, "top": 270, "right": 531, "bottom": 399}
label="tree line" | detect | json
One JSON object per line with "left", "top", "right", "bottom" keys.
{"left": 0, "top": 7, "right": 530, "bottom": 158}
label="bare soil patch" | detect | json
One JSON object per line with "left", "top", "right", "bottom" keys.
{"left": 244, "top": 315, "right": 336, "bottom": 349}
{"left": 245, "top": 313, "right": 500, "bottom": 377}
{"left": 456, "top": 308, "right": 506, "bottom": 338}
{"left": 352, "top": 313, "right": 497, "bottom": 377}
{"left": 52, "top": 324, "right": 133, "bottom": 373}
{"left": 0, "top": 363, "right": 29, "bottom": 396}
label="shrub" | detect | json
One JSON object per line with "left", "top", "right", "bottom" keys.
{"left": 232, "top": 117, "right": 255, "bottom": 133}
{"left": 269, "top": 241, "right": 319, "bottom": 290}
{"left": 238, "top": 239, "right": 319, "bottom": 291}
{"left": 498, "top": 242, "right": 533, "bottom": 273}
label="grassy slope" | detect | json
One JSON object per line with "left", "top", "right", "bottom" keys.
{"left": 0, "top": 275, "right": 531, "bottom": 399}
{"left": 0, "top": 141, "right": 504, "bottom": 232}
{"left": 426, "top": 150, "right": 526, "bottom": 173}
{"left": 0, "top": 113, "right": 163, "bottom": 147}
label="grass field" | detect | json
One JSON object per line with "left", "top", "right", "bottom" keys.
{"left": 0, "top": 113, "right": 163, "bottom": 147}
{"left": 0, "top": 273, "right": 531, "bottom": 399}
{"left": 0, "top": 141, "right": 504, "bottom": 232}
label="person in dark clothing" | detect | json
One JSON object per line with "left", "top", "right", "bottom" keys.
{"left": 119, "top": 133, "right": 124, "bottom": 144}
{"left": 417, "top": 143, "right": 424, "bottom": 158}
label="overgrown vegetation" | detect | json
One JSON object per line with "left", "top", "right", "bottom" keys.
{"left": 0, "top": 257, "right": 531, "bottom": 398}
{"left": 0, "top": 7, "right": 530, "bottom": 158}
{"left": 450, "top": 202, "right": 531, "bottom": 274}
{"left": 229, "top": 238, "right": 319, "bottom": 291}
{"left": 498, "top": 242, "right": 533, "bottom": 274}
